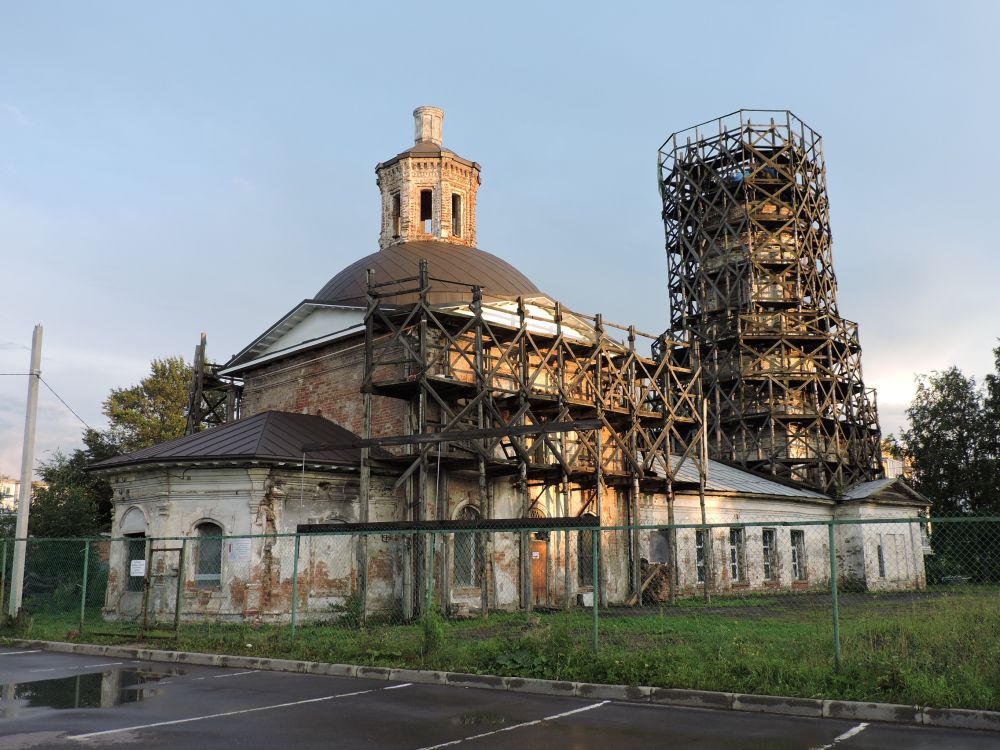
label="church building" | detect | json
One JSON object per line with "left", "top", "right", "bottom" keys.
{"left": 91, "top": 107, "right": 929, "bottom": 623}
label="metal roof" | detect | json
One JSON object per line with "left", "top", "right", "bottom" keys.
{"left": 840, "top": 477, "right": 928, "bottom": 505}
{"left": 670, "top": 456, "right": 831, "bottom": 500}
{"left": 89, "top": 411, "right": 387, "bottom": 471}
{"left": 314, "top": 241, "right": 543, "bottom": 306}
{"left": 841, "top": 478, "right": 896, "bottom": 500}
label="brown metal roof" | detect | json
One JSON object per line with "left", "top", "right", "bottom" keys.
{"left": 88, "top": 411, "right": 389, "bottom": 471}
{"left": 313, "top": 241, "right": 543, "bottom": 306}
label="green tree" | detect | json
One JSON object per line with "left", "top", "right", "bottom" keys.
{"left": 901, "top": 367, "right": 989, "bottom": 515}
{"left": 102, "top": 356, "right": 192, "bottom": 454}
{"left": 901, "top": 346, "right": 1000, "bottom": 583}
{"left": 27, "top": 356, "right": 193, "bottom": 537}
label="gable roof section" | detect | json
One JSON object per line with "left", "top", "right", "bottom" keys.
{"left": 89, "top": 411, "right": 388, "bottom": 472}
{"left": 840, "top": 477, "right": 929, "bottom": 506}
{"left": 221, "top": 300, "right": 365, "bottom": 375}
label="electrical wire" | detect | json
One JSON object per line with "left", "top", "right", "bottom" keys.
{"left": 38, "top": 376, "right": 94, "bottom": 431}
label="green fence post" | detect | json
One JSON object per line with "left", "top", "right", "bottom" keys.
{"left": 425, "top": 532, "right": 435, "bottom": 617}
{"left": 79, "top": 540, "right": 90, "bottom": 633}
{"left": 174, "top": 538, "right": 186, "bottom": 636}
{"left": 290, "top": 534, "right": 301, "bottom": 639}
{"left": 1, "top": 538, "right": 7, "bottom": 612}
{"left": 592, "top": 525, "right": 599, "bottom": 652}
{"left": 828, "top": 521, "right": 842, "bottom": 669}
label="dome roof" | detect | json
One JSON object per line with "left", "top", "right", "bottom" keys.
{"left": 314, "top": 241, "right": 543, "bottom": 306}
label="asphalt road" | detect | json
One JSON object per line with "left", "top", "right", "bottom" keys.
{"left": 0, "top": 647, "right": 996, "bottom": 749}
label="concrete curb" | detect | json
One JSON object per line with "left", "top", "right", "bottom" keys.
{"left": 9, "top": 639, "right": 1000, "bottom": 733}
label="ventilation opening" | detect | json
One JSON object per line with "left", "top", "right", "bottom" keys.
{"left": 420, "top": 190, "right": 432, "bottom": 234}
{"left": 451, "top": 193, "right": 462, "bottom": 238}
{"left": 391, "top": 193, "right": 401, "bottom": 238}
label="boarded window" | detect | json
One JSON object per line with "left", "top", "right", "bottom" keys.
{"left": 454, "top": 506, "right": 483, "bottom": 587}
{"left": 195, "top": 522, "right": 223, "bottom": 588}
{"left": 762, "top": 528, "right": 776, "bottom": 581}
{"left": 649, "top": 529, "right": 671, "bottom": 564}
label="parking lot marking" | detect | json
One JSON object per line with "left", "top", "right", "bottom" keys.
{"left": 0, "top": 650, "right": 42, "bottom": 656}
{"left": 415, "top": 700, "right": 610, "bottom": 749}
{"left": 66, "top": 683, "right": 413, "bottom": 741}
{"left": 813, "top": 722, "right": 869, "bottom": 749}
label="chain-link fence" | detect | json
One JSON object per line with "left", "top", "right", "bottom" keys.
{"left": 2, "top": 516, "right": 999, "bottom": 706}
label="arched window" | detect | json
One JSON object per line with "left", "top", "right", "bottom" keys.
{"left": 578, "top": 513, "right": 597, "bottom": 587}
{"left": 454, "top": 506, "right": 484, "bottom": 588}
{"left": 195, "top": 522, "right": 223, "bottom": 588}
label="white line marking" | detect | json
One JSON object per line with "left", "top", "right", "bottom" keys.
{"left": 82, "top": 662, "right": 124, "bottom": 669}
{"left": 0, "top": 650, "right": 42, "bottom": 656}
{"left": 67, "top": 683, "right": 412, "bottom": 740}
{"left": 386, "top": 682, "right": 413, "bottom": 689}
{"left": 415, "top": 700, "right": 609, "bottom": 749}
{"left": 29, "top": 668, "right": 58, "bottom": 672}
{"left": 209, "top": 670, "right": 260, "bottom": 679}
{"left": 812, "top": 722, "right": 869, "bottom": 750}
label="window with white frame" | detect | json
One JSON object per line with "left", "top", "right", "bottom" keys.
{"left": 729, "top": 528, "right": 745, "bottom": 582}
{"left": 762, "top": 528, "right": 776, "bottom": 581}
{"left": 790, "top": 529, "right": 806, "bottom": 580}
{"left": 695, "top": 529, "right": 706, "bottom": 583}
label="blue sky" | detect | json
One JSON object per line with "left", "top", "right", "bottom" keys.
{"left": 2, "top": 1, "right": 999, "bottom": 476}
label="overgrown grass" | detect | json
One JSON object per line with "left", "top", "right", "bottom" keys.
{"left": 4, "top": 591, "right": 998, "bottom": 710}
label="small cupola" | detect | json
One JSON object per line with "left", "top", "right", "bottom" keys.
{"left": 375, "top": 106, "right": 481, "bottom": 250}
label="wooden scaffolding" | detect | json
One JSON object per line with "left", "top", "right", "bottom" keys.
{"left": 357, "top": 261, "right": 703, "bottom": 610}
{"left": 659, "top": 110, "right": 883, "bottom": 492}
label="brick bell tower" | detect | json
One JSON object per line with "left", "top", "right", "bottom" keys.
{"left": 375, "top": 106, "right": 481, "bottom": 250}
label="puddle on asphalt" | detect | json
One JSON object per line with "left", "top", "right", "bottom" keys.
{"left": 450, "top": 712, "right": 508, "bottom": 727}
{"left": 0, "top": 667, "right": 185, "bottom": 719}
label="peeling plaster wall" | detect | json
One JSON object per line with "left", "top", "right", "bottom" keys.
{"left": 105, "top": 462, "right": 929, "bottom": 623}
{"left": 104, "top": 466, "right": 400, "bottom": 623}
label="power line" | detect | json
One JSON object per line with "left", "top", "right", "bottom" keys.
{"left": 38, "top": 377, "right": 94, "bottom": 432}
{"left": 3, "top": 372, "right": 95, "bottom": 432}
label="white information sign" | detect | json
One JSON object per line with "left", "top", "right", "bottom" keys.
{"left": 228, "top": 538, "right": 251, "bottom": 563}
{"left": 129, "top": 559, "right": 146, "bottom": 577}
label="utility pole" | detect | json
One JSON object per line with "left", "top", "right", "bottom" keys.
{"left": 8, "top": 325, "right": 42, "bottom": 618}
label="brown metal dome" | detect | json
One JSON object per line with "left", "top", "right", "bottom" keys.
{"left": 314, "top": 241, "right": 543, "bottom": 306}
